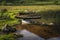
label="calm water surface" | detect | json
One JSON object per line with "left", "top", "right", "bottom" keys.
{"left": 16, "top": 29, "right": 60, "bottom": 40}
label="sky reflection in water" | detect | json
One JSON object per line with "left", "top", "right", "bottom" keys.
{"left": 16, "top": 29, "right": 60, "bottom": 40}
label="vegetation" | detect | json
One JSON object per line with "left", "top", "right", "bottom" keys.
{"left": 0, "top": 34, "right": 15, "bottom": 40}
{"left": 0, "top": 5, "right": 60, "bottom": 28}
{"left": 0, "top": 5, "right": 60, "bottom": 39}
{"left": 0, "top": 34, "right": 23, "bottom": 40}
{"left": 0, "top": 0, "right": 59, "bottom": 40}
{"left": 0, "top": 0, "right": 60, "bottom": 5}
{"left": 0, "top": 8, "right": 20, "bottom": 29}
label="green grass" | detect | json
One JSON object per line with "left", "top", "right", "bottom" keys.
{"left": 0, "top": 34, "right": 15, "bottom": 40}
{"left": 0, "top": 19, "right": 20, "bottom": 29}
{"left": 0, "top": 10, "right": 20, "bottom": 29}
{"left": 0, "top": 5, "right": 60, "bottom": 12}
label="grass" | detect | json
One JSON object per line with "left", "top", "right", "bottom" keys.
{"left": 0, "top": 19, "right": 20, "bottom": 29}
{"left": 0, "top": 5, "right": 60, "bottom": 29}
{"left": 0, "top": 5, "right": 60, "bottom": 12}
{"left": 0, "top": 34, "right": 16, "bottom": 40}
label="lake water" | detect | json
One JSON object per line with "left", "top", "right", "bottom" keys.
{"left": 16, "top": 29, "right": 60, "bottom": 40}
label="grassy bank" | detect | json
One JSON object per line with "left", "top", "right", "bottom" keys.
{"left": 0, "top": 5, "right": 60, "bottom": 28}
{"left": 0, "top": 5, "right": 60, "bottom": 12}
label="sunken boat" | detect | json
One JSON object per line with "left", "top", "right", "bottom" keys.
{"left": 15, "top": 12, "right": 41, "bottom": 24}
{"left": 15, "top": 12, "right": 41, "bottom": 19}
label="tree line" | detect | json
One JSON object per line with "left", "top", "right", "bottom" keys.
{"left": 0, "top": 0, "right": 59, "bottom": 5}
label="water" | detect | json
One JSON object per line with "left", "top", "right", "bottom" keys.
{"left": 16, "top": 29, "right": 44, "bottom": 40}
{"left": 22, "top": 19, "right": 30, "bottom": 24}
{"left": 48, "top": 37, "right": 60, "bottom": 40}
{"left": 16, "top": 29, "right": 60, "bottom": 40}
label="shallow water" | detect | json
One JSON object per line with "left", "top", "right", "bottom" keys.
{"left": 16, "top": 29, "right": 60, "bottom": 40}
{"left": 48, "top": 37, "right": 60, "bottom": 40}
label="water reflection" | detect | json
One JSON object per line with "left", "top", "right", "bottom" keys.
{"left": 16, "top": 29, "right": 44, "bottom": 40}
{"left": 48, "top": 37, "right": 60, "bottom": 40}
{"left": 16, "top": 29, "right": 60, "bottom": 40}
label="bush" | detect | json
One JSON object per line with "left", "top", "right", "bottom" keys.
{"left": 0, "top": 9, "right": 7, "bottom": 19}
{"left": 54, "top": 1, "right": 58, "bottom": 5}
{"left": 1, "top": 9, "right": 7, "bottom": 13}
{"left": 0, "top": 33, "right": 23, "bottom": 40}
{"left": 0, "top": 34, "right": 15, "bottom": 40}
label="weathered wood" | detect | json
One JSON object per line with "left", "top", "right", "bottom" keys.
{"left": 15, "top": 16, "right": 41, "bottom": 19}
